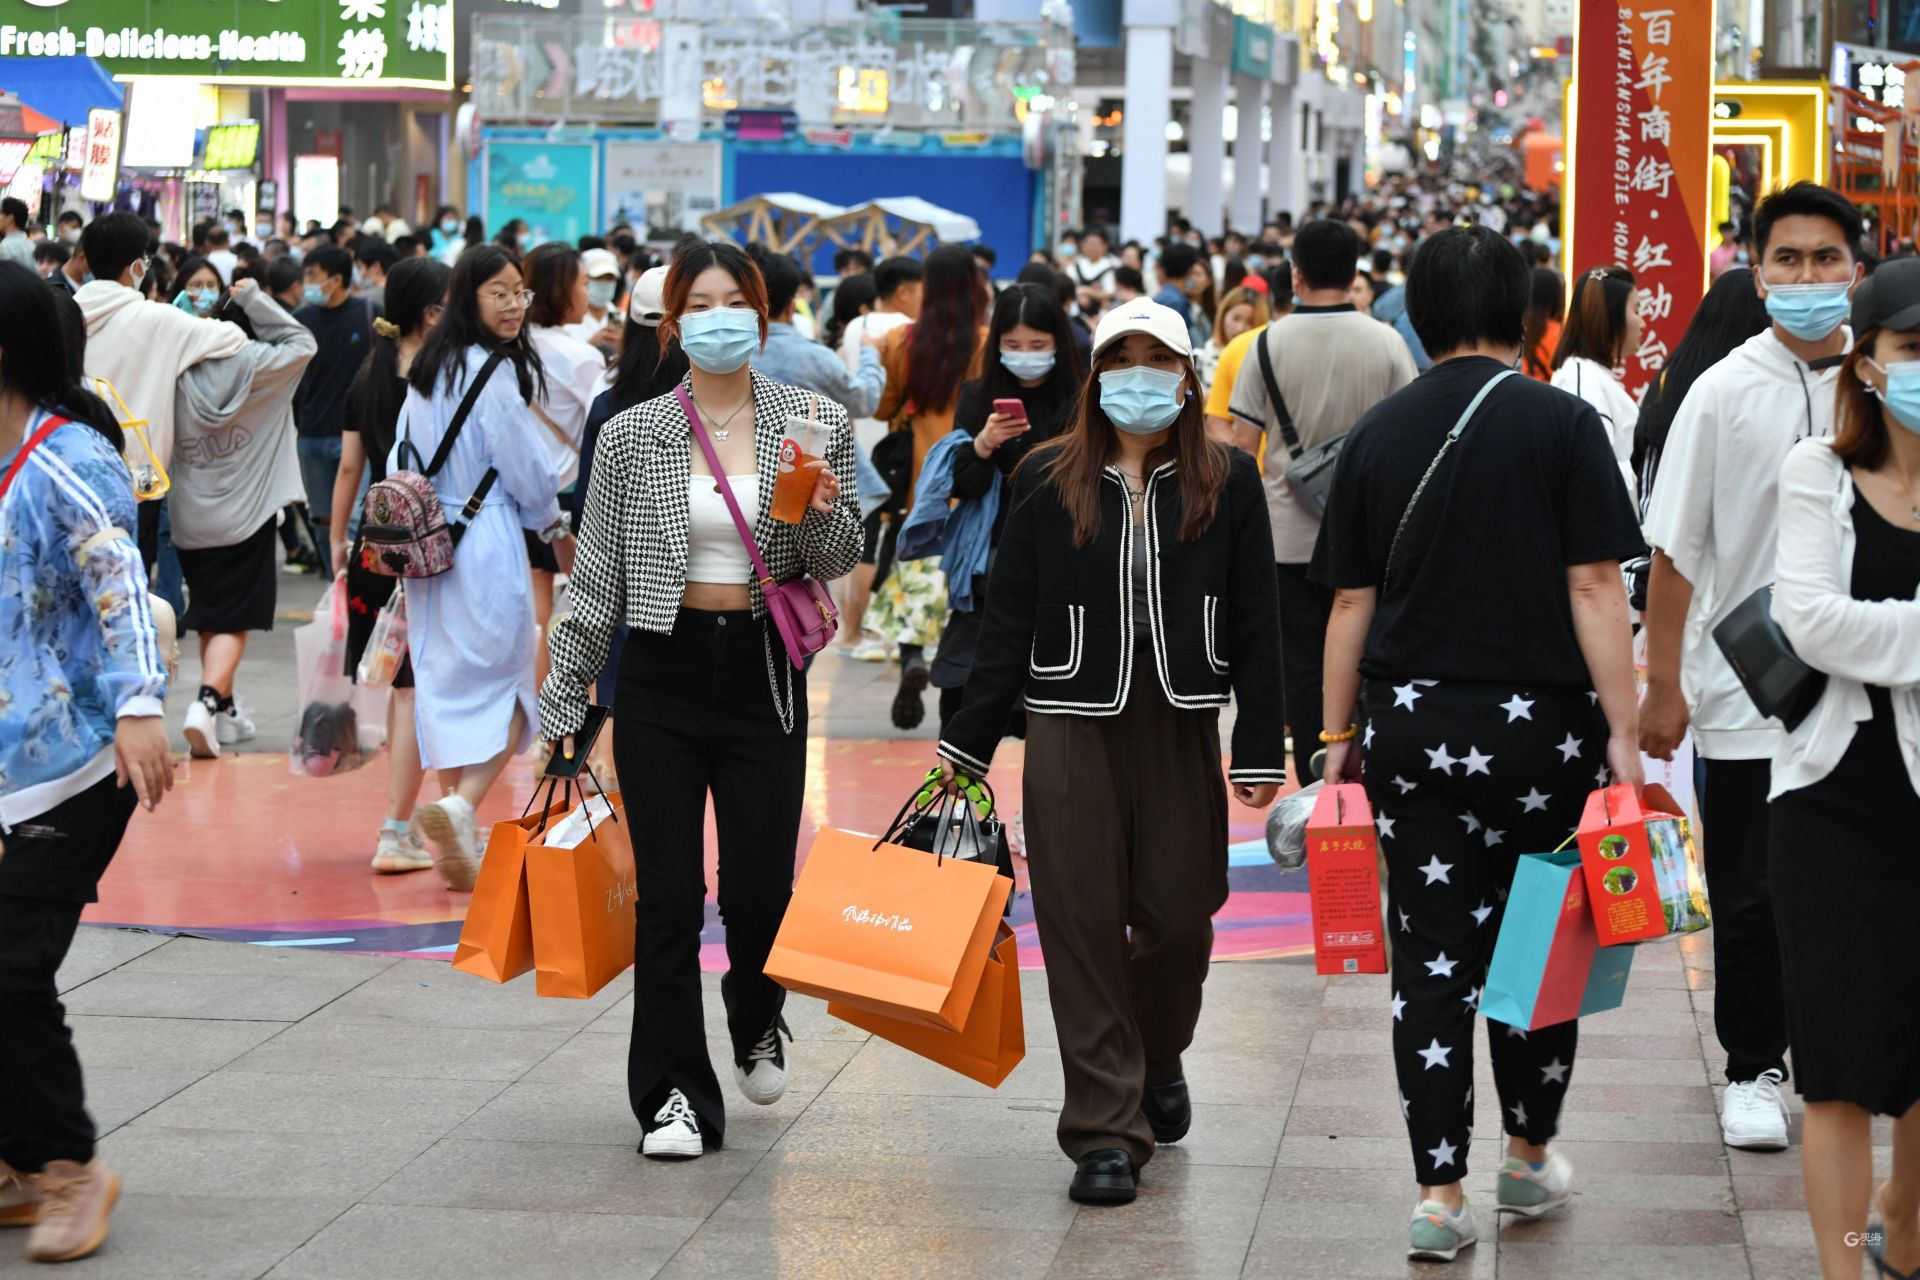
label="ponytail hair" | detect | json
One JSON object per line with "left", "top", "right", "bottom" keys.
{"left": 351, "top": 256, "right": 451, "bottom": 442}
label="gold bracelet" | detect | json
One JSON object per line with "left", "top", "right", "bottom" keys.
{"left": 1318, "top": 724, "right": 1360, "bottom": 744}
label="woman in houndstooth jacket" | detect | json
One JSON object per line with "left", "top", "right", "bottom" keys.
{"left": 542, "top": 240, "right": 861, "bottom": 1163}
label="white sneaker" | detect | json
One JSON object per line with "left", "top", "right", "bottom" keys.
{"left": 847, "top": 638, "right": 888, "bottom": 663}
{"left": 733, "top": 1019, "right": 791, "bottom": 1106}
{"left": 370, "top": 827, "right": 433, "bottom": 875}
{"left": 1408, "top": 1198, "right": 1479, "bottom": 1261}
{"left": 641, "top": 1089, "right": 704, "bottom": 1160}
{"left": 1720, "top": 1069, "right": 1790, "bottom": 1151}
{"left": 215, "top": 703, "right": 256, "bottom": 746}
{"left": 1497, "top": 1149, "right": 1575, "bottom": 1217}
{"left": 182, "top": 701, "right": 220, "bottom": 759}
{"left": 412, "top": 795, "right": 480, "bottom": 892}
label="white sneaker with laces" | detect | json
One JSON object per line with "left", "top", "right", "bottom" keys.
{"left": 412, "top": 795, "right": 480, "bottom": 892}
{"left": 215, "top": 703, "right": 257, "bottom": 746}
{"left": 1720, "top": 1069, "right": 1790, "bottom": 1150}
{"left": 1496, "top": 1149, "right": 1575, "bottom": 1216}
{"left": 182, "top": 701, "right": 220, "bottom": 759}
{"left": 733, "top": 1020, "right": 791, "bottom": 1105}
{"left": 370, "top": 827, "right": 433, "bottom": 875}
{"left": 1408, "top": 1198, "right": 1478, "bottom": 1261}
{"left": 848, "top": 638, "right": 889, "bottom": 663}
{"left": 641, "top": 1089, "right": 704, "bottom": 1160}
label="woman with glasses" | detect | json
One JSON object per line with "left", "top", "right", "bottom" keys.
{"left": 399, "top": 244, "right": 567, "bottom": 889}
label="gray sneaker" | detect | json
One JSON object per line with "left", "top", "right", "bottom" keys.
{"left": 1497, "top": 1149, "right": 1574, "bottom": 1217}
{"left": 1408, "top": 1198, "right": 1478, "bottom": 1262}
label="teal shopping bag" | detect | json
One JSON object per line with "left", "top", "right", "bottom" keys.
{"left": 1482, "top": 850, "right": 1634, "bottom": 1031}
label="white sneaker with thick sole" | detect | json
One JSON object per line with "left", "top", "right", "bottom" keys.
{"left": 215, "top": 704, "right": 257, "bottom": 746}
{"left": 641, "top": 1090, "right": 704, "bottom": 1160}
{"left": 1497, "top": 1149, "right": 1575, "bottom": 1217}
{"left": 1720, "top": 1069, "right": 1790, "bottom": 1151}
{"left": 1408, "top": 1198, "right": 1479, "bottom": 1262}
{"left": 182, "top": 701, "right": 220, "bottom": 759}
{"left": 733, "top": 1020, "right": 791, "bottom": 1106}
{"left": 412, "top": 795, "right": 480, "bottom": 891}
{"left": 370, "top": 827, "right": 433, "bottom": 875}
{"left": 848, "top": 638, "right": 888, "bottom": 663}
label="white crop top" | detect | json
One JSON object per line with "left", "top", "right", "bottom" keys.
{"left": 685, "top": 475, "right": 759, "bottom": 584}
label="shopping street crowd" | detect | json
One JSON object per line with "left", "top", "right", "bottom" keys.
{"left": 0, "top": 170, "right": 1915, "bottom": 1277}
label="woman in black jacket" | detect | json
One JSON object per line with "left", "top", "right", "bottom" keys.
{"left": 933, "top": 283, "right": 1085, "bottom": 732}
{"left": 937, "top": 299, "right": 1284, "bottom": 1207}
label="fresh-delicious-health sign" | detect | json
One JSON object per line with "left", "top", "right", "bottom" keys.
{"left": 1567, "top": 0, "right": 1712, "bottom": 397}
{"left": 0, "top": 0, "right": 452, "bottom": 87}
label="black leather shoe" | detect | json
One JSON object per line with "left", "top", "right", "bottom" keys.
{"left": 1069, "top": 1149, "right": 1139, "bottom": 1205}
{"left": 1141, "top": 1076, "right": 1192, "bottom": 1144}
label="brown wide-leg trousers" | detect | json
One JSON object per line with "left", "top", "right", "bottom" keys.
{"left": 1021, "top": 658, "right": 1231, "bottom": 1168}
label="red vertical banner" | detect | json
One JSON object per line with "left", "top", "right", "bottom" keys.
{"left": 1567, "top": 0, "right": 1714, "bottom": 397}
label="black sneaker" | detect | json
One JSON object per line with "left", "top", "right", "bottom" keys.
{"left": 892, "top": 652, "right": 929, "bottom": 730}
{"left": 733, "top": 1018, "right": 791, "bottom": 1105}
{"left": 1069, "top": 1149, "right": 1139, "bottom": 1205}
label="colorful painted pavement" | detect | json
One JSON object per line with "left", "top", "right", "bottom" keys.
{"left": 87, "top": 740, "right": 1314, "bottom": 969}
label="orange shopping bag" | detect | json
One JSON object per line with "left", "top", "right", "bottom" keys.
{"left": 451, "top": 789, "right": 574, "bottom": 984}
{"left": 765, "top": 826, "right": 1011, "bottom": 1032}
{"left": 525, "top": 787, "right": 637, "bottom": 999}
{"left": 829, "top": 924, "right": 1025, "bottom": 1086}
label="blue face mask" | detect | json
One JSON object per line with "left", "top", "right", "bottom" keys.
{"left": 440, "top": 218, "right": 459, "bottom": 235}
{"left": 677, "top": 306, "right": 761, "bottom": 374}
{"left": 191, "top": 286, "right": 219, "bottom": 316}
{"left": 586, "top": 278, "right": 617, "bottom": 310}
{"left": 1764, "top": 281, "right": 1852, "bottom": 342}
{"left": 1867, "top": 356, "right": 1920, "bottom": 433}
{"left": 303, "top": 282, "right": 327, "bottom": 307}
{"left": 1099, "top": 366, "right": 1186, "bottom": 435}
{"left": 1001, "top": 347, "right": 1056, "bottom": 381}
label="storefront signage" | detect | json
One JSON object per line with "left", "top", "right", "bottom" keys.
{"left": 1567, "top": 0, "right": 1712, "bottom": 396}
{"left": 78, "top": 107, "right": 119, "bottom": 201}
{"left": 293, "top": 153, "right": 339, "bottom": 227}
{"left": 1834, "top": 42, "right": 1907, "bottom": 133}
{"left": 482, "top": 139, "right": 595, "bottom": 248}
{"left": 603, "top": 139, "right": 720, "bottom": 235}
{"left": 1231, "top": 15, "right": 1272, "bottom": 80}
{"left": 0, "top": 0, "right": 452, "bottom": 88}
{"left": 1174, "top": 0, "right": 1235, "bottom": 64}
{"left": 203, "top": 121, "right": 259, "bottom": 170}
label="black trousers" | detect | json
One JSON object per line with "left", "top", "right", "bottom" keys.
{"left": 0, "top": 776, "right": 138, "bottom": 1173}
{"left": 1275, "top": 563, "right": 1332, "bottom": 783}
{"left": 1362, "top": 679, "right": 1607, "bottom": 1184}
{"left": 613, "top": 610, "right": 807, "bottom": 1148}
{"left": 1698, "top": 756, "right": 1789, "bottom": 1085}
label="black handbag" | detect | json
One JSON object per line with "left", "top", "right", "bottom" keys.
{"left": 1711, "top": 584, "right": 1828, "bottom": 731}
{"left": 882, "top": 772, "right": 1015, "bottom": 911}
{"left": 1255, "top": 330, "right": 1343, "bottom": 513}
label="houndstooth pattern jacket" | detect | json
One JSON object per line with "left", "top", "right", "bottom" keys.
{"left": 540, "top": 369, "right": 863, "bottom": 737}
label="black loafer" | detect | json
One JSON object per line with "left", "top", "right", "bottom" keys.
{"left": 1069, "top": 1148, "right": 1139, "bottom": 1205}
{"left": 1141, "top": 1076, "right": 1192, "bottom": 1144}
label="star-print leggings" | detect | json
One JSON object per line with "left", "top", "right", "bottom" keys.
{"left": 1359, "top": 677, "right": 1611, "bottom": 1185}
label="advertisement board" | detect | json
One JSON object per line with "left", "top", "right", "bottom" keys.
{"left": 483, "top": 140, "right": 595, "bottom": 248}
{"left": 78, "top": 107, "right": 119, "bottom": 201}
{"left": 293, "top": 154, "right": 340, "bottom": 228}
{"left": 603, "top": 139, "right": 721, "bottom": 237}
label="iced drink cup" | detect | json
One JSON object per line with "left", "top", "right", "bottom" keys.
{"left": 770, "top": 413, "right": 829, "bottom": 524}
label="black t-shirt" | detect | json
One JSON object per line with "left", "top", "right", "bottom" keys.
{"left": 1311, "top": 356, "right": 1646, "bottom": 689}
{"left": 294, "top": 298, "right": 374, "bottom": 438}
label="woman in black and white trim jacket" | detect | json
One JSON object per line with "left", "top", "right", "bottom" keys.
{"left": 937, "top": 298, "right": 1285, "bottom": 1206}
{"left": 541, "top": 240, "right": 861, "bottom": 1163}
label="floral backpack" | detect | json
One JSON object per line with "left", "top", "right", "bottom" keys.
{"left": 359, "top": 354, "right": 503, "bottom": 578}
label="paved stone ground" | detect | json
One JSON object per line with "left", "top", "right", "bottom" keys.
{"left": 0, "top": 919, "right": 1880, "bottom": 1279}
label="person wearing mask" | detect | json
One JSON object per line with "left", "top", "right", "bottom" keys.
{"left": 1522, "top": 267, "right": 1565, "bottom": 383}
{"left": 354, "top": 239, "right": 397, "bottom": 315}
{"left": 168, "top": 275, "right": 315, "bottom": 758}
{"left": 930, "top": 282, "right": 1085, "bottom": 730}
{"left": 874, "top": 245, "right": 990, "bottom": 728}
{"left": 1641, "top": 182, "right": 1864, "bottom": 1155}
{"left": 293, "top": 244, "right": 375, "bottom": 577}
{"left": 1228, "top": 219, "right": 1418, "bottom": 783}
{"left": 1632, "top": 269, "right": 1771, "bottom": 512}
{"left": 0, "top": 265, "right": 174, "bottom": 1264}
{"left": 1196, "top": 284, "right": 1269, "bottom": 390}
{"left": 567, "top": 247, "right": 623, "bottom": 354}
{"left": 334, "top": 257, "right": 451, "bottom": 875}
{"left": 1768, "top": 259, "right": 1920, "bottom": 1280}
{"left": 935, "top": 299, "right": 1284, "bottom": 1206}
{"left": 55, "top": 210, "right": 83, "bottom": 245}
{"left": 749, "top": 248, "right": 886, "bottom": 419}
{"left": 430, "top": 206, "right": 465, "bottom": 265}
{"left": 74, "top": 213, "right": 249, "bottom": 584}
{"left": 543, "top": 240, "right": 861, "bottom": 1161}
{"left": 400, "top": 245, "right": 564, "bottom": 889}
{"left": 167, "top": 257, "right": 225, "bottom": 319}
{"left": 493, "top": 219, "right": 531, "bottom": 254}
{"left": 0, "top": 198, "right": 35, "bottom": 267}
{"left": 1314, "top": 226, "right": 1646, "bottom": 1260}
{"left": 1551, "top": 265, "right": 1644, "bottom": 499}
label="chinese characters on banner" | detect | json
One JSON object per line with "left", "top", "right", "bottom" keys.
{"left": 1569, "top": 0, "right": 1712, "bottom": 397}
{"left": 79, "top": 109, "right": 121, "bottom": 204}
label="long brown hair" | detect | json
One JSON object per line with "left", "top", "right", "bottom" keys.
{"left": 1029, "top": 343, "right": 1229, "bottom": 547}
{"left": 903, "top": 244, "right": 985, "bottom": 415}
{"left": 1553, "top": 264, "right": 1634, "bottom": 369}
{"left": 1835, "top": 329, "right": 1895, "bottom": 471}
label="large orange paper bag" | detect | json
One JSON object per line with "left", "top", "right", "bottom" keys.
{"left": 765, "top": 827, "right": 1011, "bottom": 1032}
{"left": 452, "top": 792, "right": 575, "bottom": 984}
{"left": 525, "top": 792, "right": 638, "bottom": 999}
{"left": 830, "top": 925, "right": 1025, "bottom": 1086}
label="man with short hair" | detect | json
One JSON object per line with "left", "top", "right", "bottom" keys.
{"left": 32, "top": 240, "right": 68, "bottom": 281}
{"left": 292, "top": 244, "right": 374, "bottom": 575}
{"left": 833, "top": 247, "right": 874, "bottom": 277}
{"left": 353, "top": 238, "right": 397, "bottom": 314}
{"left": 752, "top": 250, "right": 886, "bottom": 420}
{"left": 204, "top": 226, "right": 238, "bottom": 283}
{"left": 1068, "top": 226, "right": 1120, "bottom": 300}
{"left": 1151, "top": 242, "right": 1211, "bottom": 347}
{"left": 55, "top": 210, "right": 83, "bottom": 245}
{"left": 1641, "top": 182, "right": 1865, "bottom": 1154}
{"left": 1111, "top": 266, "right": 1146, "bottom": 303}
{"left": 1229, "top": 219, "right": 1416, "bottom": 782}
{"left": 0, "top": 197, "right": 35, "bottom": 267}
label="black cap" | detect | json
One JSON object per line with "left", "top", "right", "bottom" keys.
{"left": 1851, "top": 257, "right": 1920, "bottom": 333}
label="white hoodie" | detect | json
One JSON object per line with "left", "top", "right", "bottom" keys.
{"left": 1642, "top": 326, "right": 1844, "bottom": 760}
{"left": 74, "top": 280, "right": 248, "bottom": 472}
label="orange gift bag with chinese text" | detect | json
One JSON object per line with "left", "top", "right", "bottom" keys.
{"left": 524, "top": 787, "right": 637, "bottom": 999}
{"left": 452, "top": 789, "right": 575, "bottom": 984}
{"left": 829, "top": 924, "right": 1025, "bottom": 1086}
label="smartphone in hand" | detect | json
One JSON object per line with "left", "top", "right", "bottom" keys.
{"left": 991, "top": 398, "right": 1028, "bottom": 422}
{"left": 546, "top": 704, "right": 610, "bottom": 779}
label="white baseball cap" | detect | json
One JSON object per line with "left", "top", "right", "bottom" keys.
{"left": 629, "top": 265, "right": 668, "bottom": 326}
{"left": 1091, "top": 298, "right": 1194, "bottom": 361}
{"left": 581, "top": 247, "right": 619, "bottom": 279}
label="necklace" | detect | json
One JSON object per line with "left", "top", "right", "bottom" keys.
{"left": 690, "top": 391, "right": 752, "bottom": 442}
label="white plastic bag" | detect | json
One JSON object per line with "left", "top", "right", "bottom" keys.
{"left": 290, "top": 583, "right": 366, "bottom": 777}
{"left": 544, "top": 794, "right": 617, "bottom": 849}
{"left": 357, "top": 583, "right": 407, "bottom": 690}
{"left": 1264, "top": 781, "right": 1323, "bottom": 871}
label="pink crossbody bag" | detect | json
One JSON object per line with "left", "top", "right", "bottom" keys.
{"left": 677, "top": 385, "right": 839, "bottom": 668}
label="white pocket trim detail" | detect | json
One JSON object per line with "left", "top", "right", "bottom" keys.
{"left": 1029, "top": 604, "right": 1086, "bottom": 680}
{"left": 1204, "top": 595, "right": 1230, "bottom": 675}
